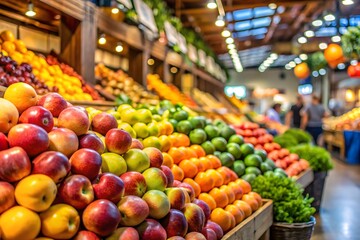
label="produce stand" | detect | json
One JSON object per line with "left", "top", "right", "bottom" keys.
{"left": 323, "top": 129, "right": 345, "bottom": 159}
{"left": 294, "top": 169, "right": 314, "bottom": 189}
{"left": 222, "top": 200, "right": 273, "bottom": 240}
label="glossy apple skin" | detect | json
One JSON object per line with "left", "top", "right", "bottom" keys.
{"left": 185, "top": 232, "right": 206, "bottom": 240}
{"left": 143, "top": 147, "right": 163, "bottom": 168}
{"left": 161, "top": 209, "right": 188, "bottom": 238}
{"left": 202, "top": 228, "right": 217, "bottom": 240}
{"left": 48, "top": 128, "right": 79, "bottom": 157}
{"left": 107, "top": 227, "right": 139, "bottom": 240}
{"left": 32, "top": 151, "right": 70, "bottom": 183}
{"left": 58, "top": 107, "right": 90, "bottom": 136}
{"left": 178, "top": 182, "right": 195, "bottom": 202}
{"left": 37, "top": 93, "right": 67, "bottom": 117}
{"left": 120, "top": 172, "right": 147, "bottom": 197}
{"left": 193, "top": 199, "right": 211, "bottom": 221}
{"left": 164, "top": 187, "right": 186, "bottom": 210}
{"left": 142, "top": 167, "right": 167, "bottom": 191}
{"left": 79, "top": 133, "right": 105, "bottom": 154}
{"left": 0, "top": 147, "right": 31, "bottom": 182}
{"left": 117, "top": 195, "right": 149, "bottom": 227}
{"left": 58, "top": 175, "right": 94, "bottom": 210}
{"left": 0, "top": 132, "right": 9, "bottom": 151}
{"left": 91, "top": 112, "right": 118, "bottom": 136}
{"left": 205, "top": 220, "right": 224, "bottom": 239}
{"left": 73, "top": 230, "right": 100, "bottom": 240}
{"left": 182, "top": 203, "right": 206, "bottom": 233}
{"left": 130, "top": 139, "right": 144, "bottom": 150}
{"left": 70, "top": 149, "right": 102, "bottom": 181}
{"left": 19, "top": 106, "right": 54, "bottom": 132}
{"left": 160, "top": 165, "right": 174, "bottom": 187}
{"left": 8, "top": 123, "right": 49, "bottom": 157}
{"left": 0, "top": 181, "right": 15, "bottom": 214}
{"left": 167, "top": 237, "right": 185, "bottom": 240}
{"left": 93, "top": 173, "right": 124, "bottom": 204}
{"left": 105, "top": 129, "right": 132, "bottom": 154}
{"left": 142, "top": 190, "right": 170, "bottom": 219}
{"left": 82, "top": 199, "right": 121, "bottom": 237}
{"left": 136, "top": 219, "right": 167, "bottom": 240}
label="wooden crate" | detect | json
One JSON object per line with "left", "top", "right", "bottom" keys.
{"left": 294, "top": 169, "right": 314, "bottom": 189}
{"left": 69, "top": 100, "right": 117, "bottom": 111}
{"left": 222, "top": 200, "right": 273, "bottom": 240}
{"left": 0, "top": 86, "right": 6, "bottom": 97}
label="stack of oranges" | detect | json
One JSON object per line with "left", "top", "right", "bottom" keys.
{"left": 164, "top": 134, "right": 263, "bottom": 232}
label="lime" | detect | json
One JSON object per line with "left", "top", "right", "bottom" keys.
{"left": 147, "top": 122, "right": 160, "bottom": 136}
{"left": 265, "top": 158, "right": 276, "bottom": 170}
{"left": 240, "top": 143, "right": 255, "bottom": 158}
{"left": 204, "top": 125, "right": 220, "bottom": 140}
{"left": 232, "top": 160, "right": 246, "bottom": 176}
{"left": 201, "top": 141, "right": 216, "bottom": 155}
{"left": 274, "top": 172, "right": 287, "bottom": 178}
{"left": 169, "top": 119, "right": 178, "bottom": 129}
{"left": 245, "top": 167, "right": 261, "bottom": 176}
{"left": 244, "top": 154, "right": 262, "bottom": 168}
{"left": 226, "top": 143, "right": 241, "bottom": 159}
{"left": 152, "top": 114, "right": 162, "bottom": 122}
{"left": 173, "top": 110, "right": 189, "bottom": 121}
{"left": 136, "top": 109, "right": 153, "bottom": 124}
{"left": 189, "top": 116, "right": 206, "bottom": 129}
{"left": 274, "top": 168, "right": 288, "bottom": 177}
{"left": 254, "top": 149, "right": 267, "bottom": 161}
{"left": 133, "top": 122, "right": 149, "bottom": 138}
{"left": 228, "top": 135, "right": 244, "bottom": 145}
{"left": 260, "top": 162, "right": 273, "bottom": 173}
{"left": 220, "top": 126, "right": 236, "bottom": 140}
{"left": 264, "top": 171, "right": 275, "bottom": 177}
{"left": 241, "top": 173, "right": 256, "bottom": 183}
{"left": 176, "top": 120, "right": 193, "bottom": 135}
{"left": 211, "top": 137, "right": 228, "bottom": 152}
{"left": 219, "top": 152, "right": 235, "bottom": 168}
{"left": 213, "top": 119, "right": 226, "bottom": 127}
{"left": 189, "top": 128, "right": 207, "bottom": 144}
{"left": 214, "top": 151, "right": 221, "bottom": 158}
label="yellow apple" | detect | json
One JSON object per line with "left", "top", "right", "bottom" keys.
{"left": 15, "top": 174, "right": 57, "bottom": 212}
{"left": 40, "top": 204, "right": 80, "bottom": 239}
{"left": 0, "top": 98, "right": 19, "bottom": 134}
{"left": 0, "top": 206, "right": 41, "bottom": 240}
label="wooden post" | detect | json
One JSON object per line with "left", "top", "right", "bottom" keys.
{"left": 128, "top": 38, "right": 150, "bottom": 87}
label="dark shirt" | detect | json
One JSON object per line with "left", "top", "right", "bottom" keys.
{"left": 290, "top": 104, "right": 303, "bottom": 128}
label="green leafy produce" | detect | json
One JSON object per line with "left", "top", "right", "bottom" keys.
{"left": 289, "top": 145, "right": 333, "bottom": 172}
{"left": 252, "top": 175, "right": 315, "bottom": 223}
{"left": 306, "top": 51, "right": 327, "bottom": 71}
{"left": 284, "top": 129, "right": 312, "bottom": 144}
{"left": 342, "top": 26, "right": 360, "bottom": 59}
{"left": 273, "top": 134, "right": 298, "bottom": 148}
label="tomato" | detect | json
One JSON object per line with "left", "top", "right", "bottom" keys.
{"left": 263, "top": 143, "right": 274, "bottom": 153}
{"left": 278, "top": 148, "right": 290, "bottom": 159}
{"left": 348, "top": 65, "right": 357, "bottom": 77}
{"left": 272, "top": 143, "right": 281, "bottom": 150}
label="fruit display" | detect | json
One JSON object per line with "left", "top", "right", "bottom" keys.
{"left": 323, "top": 108, "right": 360, "bottom": 130}
{"left": 192, "top": 88, "right": 227, "bottom": 111}
{"left": 95, "top": 63, "right": 159, "bottom": 104}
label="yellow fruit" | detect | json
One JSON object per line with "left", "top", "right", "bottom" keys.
{"left": 15, "top": 174, "right": 57, "bottom": 212}
{"left": 4, "top": 83, "right": 38, "bottom": 114}
{"left": 40, "top": 204, "right": 80, "bottom": 239}
{"left": 0, "top": 30, "right": 15, "bottom": 42}
{"left": 13, "top": 39, "right": 27, "bottom": 53}
{"left": 10, "top": 52, "right": 23, "bottom": 64}
{"left": 0, "top": 206, "right": 41, "bottom": 240}
{"left": 0, "top": 98, "right": 19, "bottom": 134}
{"left": 2, "top": 41, "right": 15, "bottom": 54}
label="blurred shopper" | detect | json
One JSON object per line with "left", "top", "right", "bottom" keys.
{"left": 266, "top": 103, "right": 282, "bottom": 123}
{"left": 301, "top": 95, "right": 327, "bottom": 145}
{"left": 285, "top": 95, "right": 304, "bottom": 128}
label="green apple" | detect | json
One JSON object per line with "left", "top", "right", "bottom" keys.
{"left": 142, "top": 136, "right": 161, "bottom": 150}
{"left": 120, "top": 108, "right": 138, "bottom": 125}
{"left": 147, "top": 122, "right": 160, "bottom": 137}
{"left": 124, "top": 149, "right": 150, "bottom": 172}
{"left": 101, "top": 153, "right": 127, "bottom": 176}
{"left": 136, "top": 109, "right": 153, "bottom": 124}
{"left": 142, "top": 168, "right": 167, "bottom": 191}
{"left": 118, "top": 123, "right": 137, "bottom": 138}
{"left": 133, "top": 123, "right": 149, "bottom": 139}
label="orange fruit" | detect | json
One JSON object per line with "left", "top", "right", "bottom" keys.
{"left": 179, "top": 160, "right": 198, "bottom": 178}
{"left": 225, "top": 204, "right": 245, "bottom": 224}
{"left": 186, "top": 148, "right": 198, "bottom": 158}
{"left": 177, "top": 133, "right": 190, "bottom": 147}
{"left": 235, "top": 179, "right": 252, "bottom": 194}
{"left": 198, "top": 193, "right": 217, "bottom": 211}
{"left": 207, "top": 155, "right": 222, "bottom": 169}
{"left": 171, "top": 165, "right": 184, "bottom": 181}
{"left": 163, "top": 121, "right": 174, "bottom": 135}
{"left": 168, "top": 134, "right": 178, "bottom": 147}
{"left": 159, "top": 135, "right": 172, "bottom": 152}
{"left": 220, "top": 185, "right": 235, "bottom": 204}
{"left": 233, "top": 200, "right": 252, "bottom": 218}
{"left": 4, "top": 83, "right": 38, "bottom": 114}
{"left": 168, "top": 147, "right": 185, "bottom": 164}
{"left": 162, "top": 153, "right": 174, "bottom": 168}
{"left": 206, "top": 169, "right": 223, "bottom": 187}
{"left": 248, "top": 192, "right": 263, "bottom": 207}
{"left": 191, "top": 158, "right": 205, "bottom": 173}
{"left": 217, "top": 167, "right": 232, "bottom": 185}
{"left": 190, "top": 145, "right": 206, "bottom": 158}
{"left": 195, "top": 172, "right": 214, "bottom": 193}
{"left": 209, "top": 187, "right": 228, "bottom": 208}
{"left": 228, "top": 182, "right": 244, "bottom": 200}
{"left": 228, "top": 170, "right": 238, "bottom": 181}
{"left": 183, "top": 178, "right": 201, "bottom": 197}
{"left": 229, "top": 213, "right": 236, "bottom": 229}
{"left": 199, "top": 157, "right": 213, "bottom": 171}
{"left": 242, "top": 194, "right": 259, "bottom": 212}
{"left": 210, "top": 208, "right": 233, "bottom": 232}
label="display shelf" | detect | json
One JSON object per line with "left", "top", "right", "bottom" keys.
{"left": 294, "top": 169, "right": 314, "bottom": 189}
{"left": 222, "top": 200, "right": 273, "bottom": 240}
{"left": 323, "top": 129, "right": 345, "bottom": 159}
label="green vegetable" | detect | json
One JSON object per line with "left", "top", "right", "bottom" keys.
{"left": 252, "top": 175, "right": 315, "bottom": 223}
{"left": 274, "top": 134, "right": 298, "bottom": 148}
{"left": 342, "top": 26, "right": 360, "bottom": 59}
{"left": 284, "top": 129, "right": 312, "bottom": 144}
{"left": 289, "top": 145, "right": 333, "bottom": 172}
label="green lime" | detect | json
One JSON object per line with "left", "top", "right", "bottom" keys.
{"left": 201, "top": 141, "right": 216, "bottom": 155}
{"left": 169, "top": 119, "right": 178, "bottom": 129}
{"left": 260, "top": 162, "right": 273, "bottom": 173}
{"left": 211, "top": 137, "right": 228, "bottom": 152}
{"left": 228, "top": 135, "right": 244, "bottom": 145}
{"left": 240, "top": 143, "right": 255, "bottom": 158}
{"left": 189, "top": 129, "right": 207, "bottom": 144}
{"left": 265, "top": 158, "right": 276, "bottom": 170}
{"left": 245, "top": 167, "right": 262, "bottom": 176}
{"left": 232, "top": 160, "right": 246, "bottom": 176}
{"left": 176, "top": 120, "right": 193, "bottom": 135}
{"left": 213, "top": 119, "right": 226, "bottom": 127}
{"left": 244, "top": 154, "right": 262, "bottom": 168}
{"left": 254, "top": 149, "right": 267, "bottom": 161}
{"left": 205, "top": 125, "right": 220, "bottom": 140}
{"left": 189, "top": 116, "right": 206, "bottom": 129}
{"left": 214, "top": 151, "right": 221, "bottom": 158}
{"left": 219, "top": 152, "right": 235, "bottom": 168}
{"left": 274, "top": 172, "right": 287, "bottom": 178}
{"left": 264, "top": 171, "right": 275, "bottom": 177}
{"left": 226, "top": 143, "right": 241, "bottom": 159}
{"left": 173, "top": 110, "right": 189, "bottom": 121}
{"left": 274, "top": 168, "right": 288, "bottom": 177}
{"left": 220, "top": 126, "right": 236, "bottom": 140}
{"left": 241, "top": 173, "right": 256, "bottom": 183}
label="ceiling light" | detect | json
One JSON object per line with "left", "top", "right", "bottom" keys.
{"left": 265, "top": 59, "right": 274, "bottom": 64}
{"left": 268, "top": 3, "right": 277, "bottom": 9}
{"left": 229, "top": 49, "right": 237, "bottom": 54}
{"left": 25, "top": 2, "right": 36, "bottom": 17}
{"left": 98, "top": 34, "right": 106, "bottom": 45}
{"left": 270, "top": 53, "right": 278, "bottom": 59}
{"left": 294, "top": 58, "right": 302, "bottom": 64}
{"left": 300, "top": 54, "right": 308, "bottom": 60}
{"left": 312, "top": 71, "right": 319, "bottom": 77}
{"left": 115, "top": 42, "right": 123, "bottom": 52}
{"left": 324, "top": 13, "right": 335, "bottom": 21}
{"left": 312, "top": 19, "right": 323, "bottom": 27}
{"left": 227, "top": 43, "right": 235, "bottom": 49}
{"left": 147, "top": 58, "right": 155, "bottom": 66}
{"left": 319, "top": 42, "right": 328, "bottom": 50}
{"left": 304, "top": 30, "right": 315, "bottom": 38}
{"left": 351, "top": 60, "right": 358, "bottom": 65}
{"left": 289, "top": 61, "right": 296, "bottom": 68}
{"left": 277, "top": 6, "right": 285, "bottom": 14}
{"left": 285, "top": 64, "right": 291, "bottom": 70}
{"left": 259, "top": 68, "right": 265, "bottom": 72}
{"left": 215, "top": 15, "right": 225, "bottom": 27}
{"left": 226, "top": 37, "right": 234, "bottom": 44}
{"left": 342, "top": 0, "right": 354, "bottom": 5}
{"left": 170, "top": 67, "right": 178, "bottom": 74}
{"left": 207, "top": 0, "right": 217, "bottom": 9}
{"left": 111, "top": 8, "right": 119, "bottom": 14}
{"left": 337, "top": 63, "right": 346, "bottom": 69}
{"left": 273, "top": 16, "right": 281, "bottom": 24}
{"left": 298, "top": 36, "right": 307, "bottom": 44}
{"left": 319, "top": 68, "right": 326, "bottom": 75}
{"left": 331, "top": 35, "right": 341, "bottom": 42}
{"left": 222, "top": 29, "right": 231, "bottom": 38}
{"left": 263, "top": 62, "right": 270, "bottom": 67}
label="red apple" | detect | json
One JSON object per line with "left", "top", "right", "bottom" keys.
{"left": 161, "top": 209, "right": 188, "bottom": 237}
{"left": 173, "top": 180, "right": 182, "bottom": 187}
{"left": 168, "top": 237, "right": 185, "bottom": 240}
{"left": 142, "top": 190, "right": 170, "bottom": 219}
{"left": 105, "top": 129, "right": 132, "bottom": 154}
{"left": 0, "top": 132, "right": 9, "bottom": 150}
{"left": 205, "top": 221, "right": 224, "bottom": 239}
{"left": 142, "top": 167, "right": 167, "bottom": 191}
{"left": 178, "top": 182, "right": 195, "bottom": 201}
{"left": 193, "top": 199, "right": 211, "bottom": 220}
{"left": 120, "top": 171, "right": 147, "bottom": 197}
{"left": 108, "top": 227, "right": 139, "bottom": 240}
{"left": 73, "top": 230, "right": 100, "bottom": 240}
{"left": 143, "top": 147, "right": 163, "bottom": 168}
{"left": 130, "top": 138, "right": 144, "bottom": 150}
{"left": 70, "top": 149, "right": 102, "bottom": 181}
{"left": 160, "top": 165, "right": 174, "bottom": 187}
{"left": 117, "top": 195, "right": 149, "bottom": 226}
{"left": 164, "top": 187, "right": 186, "bottom": 210}
{"left": 0, "top": 182, "right": 15, "bottom": 214}
{"left": 185, "top": 232, "right": 206, "bottom": 240}
{"left": 0, "top": 147, "right": 31, "bottom": 182}
{"left": 79, "top": 133, "right": 105, "bottom": 154}
{"left": 58, "top": 175, "right": 94, "bottom": 210}
{"left": 32, "top": 151, "right": 70, "bottom": 183}
{"left": 202, "top": 228, "right": 217, "bottom": 240}
{"left": 136, "top": 219, "right": 167, "bottom": 240}
{"left": 93, "top": 173, "right": 124, "bottom": 203}
{"left": 19, "top": 106, "right": 54, "bottom": 132}
{"left": 182, "top": 203, "right": 206, "bottom": 232}
{"left": 58, "top": 107, "right": 90, "bottom": 136}
{"left": 48, "top": 128, "right": 79, "bottom": 157}
{"left": 91, "top": 112, "right": 117, "bottom": 136}
{"left": 83, "top": 199, "right": 121, "bottom": 237}
{"left": 37, "top": 92, "right": 67, "bottom": 117}
{"left": 8, "top": 123, "right": 49, "bottom": 157}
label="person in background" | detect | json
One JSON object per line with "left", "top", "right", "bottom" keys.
{"left": 285, "top": 95, "right": 304, "bottom": 128}
{"left": 266, "top": 103, "right": 282, "bottom": 123}
{"left": 301, "top": 95, "right": 328, "bottom": 145}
